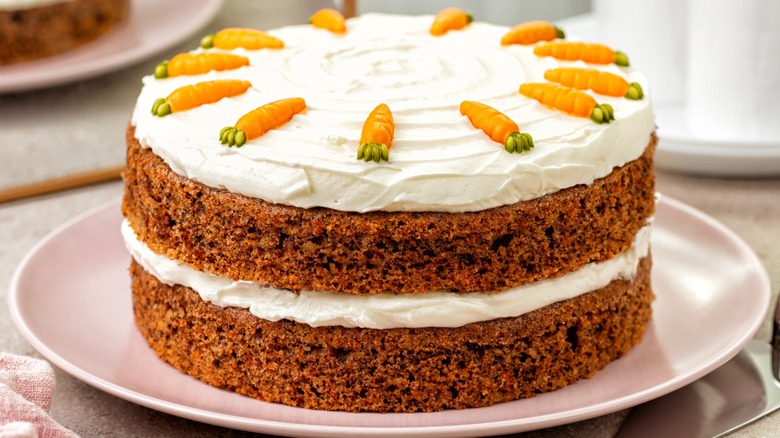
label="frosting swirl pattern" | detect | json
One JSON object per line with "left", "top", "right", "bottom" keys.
{"left": 131, "top": 13, "right": 654, "bottom": 212}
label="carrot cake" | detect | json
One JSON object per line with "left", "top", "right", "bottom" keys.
{"left": 0, "top": 0, "right": 129, "bottom": 65}
{"left": 122, "top": 10, "right": 656, "bottom": 413}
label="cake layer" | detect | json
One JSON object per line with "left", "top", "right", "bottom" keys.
{"left": 0, "top": 0, "right": 128, "bottom": 65}
{"left": 131, "top": 255, "right": 653, "bottom": 413}
{"left": 122, "top": 129, "right": 656, "bottom": 295}
{"left": 123, "top": 218, "right": 651, "bottom": 328}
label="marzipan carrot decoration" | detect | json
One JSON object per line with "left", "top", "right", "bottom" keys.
{"left": 310, "top": 8, "right": 346, "bottom": 34}
{"left": 533, "top": 41, "right": 629, "bottom": 67}
{"left": 501, "top": 20, "right": 565, "bottom": 46}
{"left": 154, "top": 52, "right": 250, "bottom": 79}
{"left": 220, "top": 97, "right": 306, "bottom": 147}
{"left": 543, "top": 67, "right": 643, "bottom": 100}
{"left": 430, "top": 7, "right": 473, "bottom": 36}
{"left": 151, "top": 80, "right": 252, "bottom": 117}
{"left": 519, "top": 82, "right": 615, "bottom": 124}
{"left": 460, "top": 101, "right": 534, "bottom": 153}
{"left": 357, "top": 103, "right": 394, "bottom": 162}
{"left": 201, "top": 28, "right": 284, "bottom": 50}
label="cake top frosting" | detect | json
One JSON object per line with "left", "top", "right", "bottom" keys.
{"left": 131, "top": 12, "right": 654, "bottom": 213}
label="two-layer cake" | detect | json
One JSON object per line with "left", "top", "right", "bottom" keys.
{"left": 122, "top": 11, "right": 656, "bottom": 413}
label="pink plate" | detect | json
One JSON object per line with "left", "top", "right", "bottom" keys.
{"left": 8, "top": 196, "right": 771, "bottom": 437}
{"left": 0, "top": 0, "right": 224, "bottom": 93}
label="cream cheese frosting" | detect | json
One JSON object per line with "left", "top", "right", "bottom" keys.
{"left": 123, "top": 219, "right": 652, "bottom": 329}
{"left": 131, "top": 13, "right": 655, "bottom": 213}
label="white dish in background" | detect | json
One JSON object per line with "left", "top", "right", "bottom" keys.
{"left": 556, "top": 13, "right": 780, "bottom": 177}
{"left": 653, "top": 105, "right": 780, "bottom": 177}
{"left": 0, "top": 0, "right": 224, "bottom": 94}
{"left": 8, "top": 197, "right": 770, "bottom": 437}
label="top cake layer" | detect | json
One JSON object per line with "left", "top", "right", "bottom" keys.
{"left": 131, "top": 13, "right": 654, "bottom": 213}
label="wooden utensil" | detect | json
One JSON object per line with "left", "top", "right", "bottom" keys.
{"left": 0, "top": 165, "right": 124, "bottom": 204}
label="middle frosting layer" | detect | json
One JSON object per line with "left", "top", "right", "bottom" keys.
{"left": 123, "top": 220, "right": 652, "bottom": 329}
{"left": 131, "top": 13, "right": 655, "bottom": 213}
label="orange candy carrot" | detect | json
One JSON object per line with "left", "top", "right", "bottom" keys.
{"left": 459, "top": 101, "right": 534, "bottom": 153}
{"left": 220, "top": 98, "right": 306, "bottom": 147}
{"left": 201, "top": 28, "right": 284, "bottom": 51}
{"left": 154, "top": 53, "right": 250, "bottom": 79}
{"left": 519, "top": 82, "right": 614, "bottom": 124}
{"left": 543, "top": 67, "right": 643, "bottom": 99}
{"left": 533, "top": 41, "right": 629, "bottom": 66}
{"left": 151, "top": 80, "right": 252, "bottom": 117}
{"left": 310, "top": 8, "right": 346, "bottom": 34}
{"left": 430, "top": 7, "right": 473, "bottom": 36}
{"left": 357, "top": 103, "right": 394, "bottom": 162}
{"left": 501, "top": 20, "right": 565, "bottom": 46}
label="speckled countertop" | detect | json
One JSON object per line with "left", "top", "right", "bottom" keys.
{"left": 1, "top": 1, "right": 779, "bottom": 437}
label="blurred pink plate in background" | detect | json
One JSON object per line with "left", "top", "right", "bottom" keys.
{"left": 0, "top": 0, "right": 224, "bottom": 93}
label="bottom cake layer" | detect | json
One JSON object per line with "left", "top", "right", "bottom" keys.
{"left": 131, "top": 256, "right": 654, "bottom": 413}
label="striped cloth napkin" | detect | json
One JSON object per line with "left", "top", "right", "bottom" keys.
{"left": 0, "top": 353, "right": 78, "bottom": 438}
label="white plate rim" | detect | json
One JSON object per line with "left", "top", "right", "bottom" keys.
{"left": 554, "top": 13, "right": 780, "bottom": 177}
{"left": 7, "top": 195, "right": 771, "bottom": 437}
{"left": 0, "top": 0, "right": 225, "bottom": 93}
